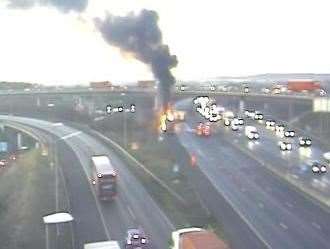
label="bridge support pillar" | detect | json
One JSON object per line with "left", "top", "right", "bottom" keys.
{"left": 36, "top": 96, "right": 41, "bottom": 107}
{"left": 239, "top": 99, "right": 245, "bottom": 114}
{"left": 17, "top": 132, "right": 22, "bottom": 150}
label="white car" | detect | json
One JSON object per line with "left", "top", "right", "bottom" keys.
{"left": 245, "top": 109, "right": 256, "bottom": 118}
{"left": 284, "top": 130, "right": 295, "bottom": 138}
{"left": 310, "top": 161, "right": 327, "bottom": 174}
{"left": 275, "top": 124, "right": 285, "bottom": 133}
{"left": 231, "top": 124, "right": 239, "bottom": 131}
{"left": 245, "top": 126, "right": 259, "bottom": 140}
{"left": 210, "top": 85, "right": 216, "bottom": 91}
{"left": 299, "top": 137, "right": 312, "bottom": 147}
{"left": 279, "top": 141, "right": 292, "bottom": 151}
{"left": 244, "top": 87, "right": 249, "bottom": 93}
{"left": 233, "top": 117, "right": 244, "bottom": 126}
{"left": 265, "top": 119, "right": 276, "bottom": 129}
{"left": 254, "top": 113, "right": 264, "bottom": 121}
{"left": 262, "top": 88, "right": 270, "bottom": 94}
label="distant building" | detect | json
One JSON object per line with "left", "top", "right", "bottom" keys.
{"left": 0, "top": 82, "right": 34, "bottom": 90}
{"left": 137, "top": 80, "right": 156, "bottom": 88}
{"left": 90, "top": 81, "right": 113, "bottom": 89}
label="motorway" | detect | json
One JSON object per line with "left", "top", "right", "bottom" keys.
{"left": 0, "top": 115, "right": 173, "bottom": 249}
{"left": 214, "top": 99, "right": 330, "bottom": 201}
{"left": 172, "top": 98, "right": 330, "bottom": 249}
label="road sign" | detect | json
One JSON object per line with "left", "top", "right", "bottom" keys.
{"left": 0, "top": 142, "right": 8, "bottom": 152}
{"left": 314, "top": 97, "right": 330, "bottom": 112}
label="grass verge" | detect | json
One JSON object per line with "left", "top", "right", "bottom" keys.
{"left": 0, "top": 148, "right": 73, "bottom": 248}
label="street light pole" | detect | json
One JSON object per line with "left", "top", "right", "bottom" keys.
{"left": 43, "top": 212, "right": 74, "bottom": 249}
{"left": 53, "top": 140, "right": 60, "bottom": 237}
{"left": 45, "top": 224, "right": 50, "bottom": 249}
{"left": 123, "top": 110, "right": 128, "bottom": 148}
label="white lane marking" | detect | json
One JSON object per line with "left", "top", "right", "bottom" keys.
{"left": 60, "top": 131, "right": 82, "bottom": 140}
{"left": 312, "top": 222, "right": 321, "bottom": 230}
{"left": 279, "top": 222, "right": 288, "bottom": 230}
{"left": 52, "top": 122, "right": 63, "bottom": 126}
{"left": 285, "top": 202, "right": 293, "bottom": 208}
{"left": 292, "top": 174, "right": 299, "bottom": 179}
{"left": 258, "top": 202, "right": 264, "bottom": 209}
{"left": 127, "top": 206, "right": 136, "bottom": 221}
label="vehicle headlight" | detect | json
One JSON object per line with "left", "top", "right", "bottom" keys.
{"left": 306, "top": 140, "right": 311, "bottom": 145}
{"left": 287, "top": 144, "right": 292, "bottom": 150}
{"left": 127, "top": 240, "right": 132, "bottom": 245}
{"left": 290, "top": 132, "right": 295, "bottom": 136}
{"left": 254, "top": 133, "right": 259, "bottom": 139}
{"left": 141, "top": 238, "right": 147, "bottom": 244}
{"left": 300, "top": 140, "right": 305, "bottom": 145}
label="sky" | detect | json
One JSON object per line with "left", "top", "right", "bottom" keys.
{"left": 0, "top": 0, "right": 330, "bottom": 85}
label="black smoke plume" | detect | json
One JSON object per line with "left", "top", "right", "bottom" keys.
{"left": 7, "top": 0, "right": 88, "bottom": 12}
{"left": 95, "top": 9, "right": 178, "bottom": 109}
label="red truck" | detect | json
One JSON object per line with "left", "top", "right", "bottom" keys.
{"left": 287, "top": 80, "right": 321, "bottom": 92}
{"left": 90, "top": 155, "right": 117, "bottom": 201}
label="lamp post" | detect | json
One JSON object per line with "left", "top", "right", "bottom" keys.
{"left": 43, "top": 212, "right": 74, "bottom": 249}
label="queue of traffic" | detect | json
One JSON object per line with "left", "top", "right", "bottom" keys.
{"left": 192, "top": 97, "right": 328, "bottom": 174}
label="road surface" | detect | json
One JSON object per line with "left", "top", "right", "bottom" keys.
{"left": 170, "top": 98, "right": 330, "bottom": 249}
{"left": 1, "top": 115, "right": 173, "bottom": 249}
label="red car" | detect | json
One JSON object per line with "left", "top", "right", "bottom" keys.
{"left": 196, "top": 123, "right": 211, "bottom": 136}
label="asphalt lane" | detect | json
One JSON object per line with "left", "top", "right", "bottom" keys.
{"left": 173, "top": 99, "right": 330, "bottom": 249}
{"left": 0, "top": 116, "right": 173, "bottom": 249}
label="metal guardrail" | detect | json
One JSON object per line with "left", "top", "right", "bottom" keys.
{"left": 70, "top": 124, "right": 188, "bottom": 207}
{"left": 0, "top": 88, "right": 316, "bottom": 102}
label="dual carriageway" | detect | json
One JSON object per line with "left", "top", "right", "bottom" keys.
{"left": 1, "top": 88, "right": 330, "bottom": 249}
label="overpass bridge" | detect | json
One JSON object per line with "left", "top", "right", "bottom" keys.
{"left": 0, "top": 87, "right": 322, "bottom": 131}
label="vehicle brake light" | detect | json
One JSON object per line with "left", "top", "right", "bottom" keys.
{"left": 191, "top": 154, "right": 197, "bottom": 167}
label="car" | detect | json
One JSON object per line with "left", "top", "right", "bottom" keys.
{"left": 233, "top": 117, "right": 244, "bottom": 126}
{"left": 0, "top": 159, "right": 8, "bottom": 167}
{"left": 245, "top": 126, "right": 260, "bottom": 140}
{"left": 224, "top": 119, "right": 231, "bottom": 126}
{"left": 173, "top": 110, "right": 185, "bottom": 122}
{"left": 244, "top": 86, "right": 249, "bottom": 93}
{"left": 244, "top": 109, "right": 255, "bottom": 118}
{"left": 278, "top": 141, "right": 292, "bottom": 151}
{"left": 284, "top": 130, "right": 295, "bottom": 138}
{"left": 262, "top": 88, "right": 270, "bottom": 94}
{"left": 178, "top": 84, "right": 187, "bottom": 91}
{"left": 196, "top": 123, "right": 210, "bottom": 136}
{"left": 265, "top": 119, "right": 276, "bottom": 129}
{"left": 272, "top": 88, "right": 281, "bottom": 94}
{"left": 231, "top": 124, "right": 239, "bottom": 131}
{"left": 125, "top": 228, "right": 148, "bottom": 249}
{"left": 310, "top": 161, "right": 327, "bottom": 174}
{"left": 299, "top": 137, "right": 312, "bottom": 147}
{"left": 254, "top": 113, "right": 264, "bottom": 121}
{"left": 275, "top": 124, "right": 285, "bottom": 133}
